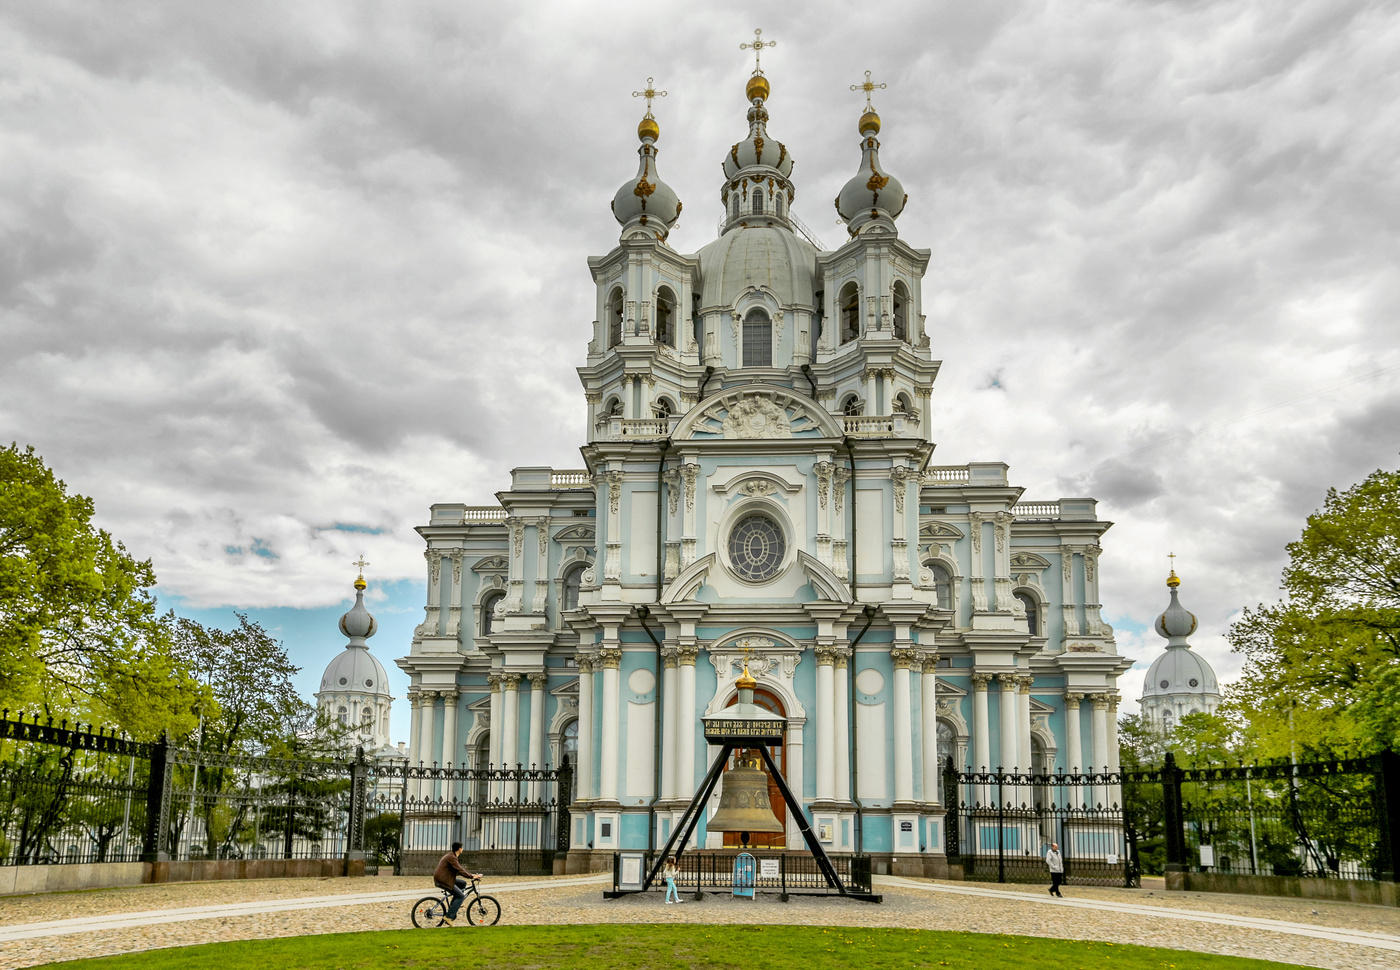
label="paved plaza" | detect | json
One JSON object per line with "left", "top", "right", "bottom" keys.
{"left": 0, "top": 874, "right": 1397, "bottom": 970}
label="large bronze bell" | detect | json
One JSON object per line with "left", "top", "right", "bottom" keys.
{"left": 708, "top": 749, "right": 783, "bottom": 838}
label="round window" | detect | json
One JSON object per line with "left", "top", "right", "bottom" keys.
{"left": 1159, "top": 679, "right": 1169, "bottom": 689}
{"left": 365, "top": 678, "right": 374, "bottom": 688}
{"left": 727, "top": 512, "right": 786, "bottom": 582}
{"left": 1189, "top": 678, "right": 1199, "bottom": 688}
{"left": 339, "top": 677, "right": 348, "bottom": 686}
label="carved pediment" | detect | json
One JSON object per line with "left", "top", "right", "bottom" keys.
{"left": 661, "top": 552, "right": 716, "bottom": 604}
{"left": 674, "top": 385, "right": 843, "bottom": 440}
{"left": 796, "top": 550, "right": 851, "bottom": 603}
{"left": 553, "top": 526, "right": 596, "bottom": 542}
{"left": 920, "top": 521, "right": 964, "bottom": 540}
{"left": 1010, "top": 552, "right": 1052, "bottom": 570}
{"left": 473, "top": 556, "right": 508, "bottom": 573}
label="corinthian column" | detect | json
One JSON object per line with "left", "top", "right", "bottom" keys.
{"left": 971, "top": 673, "right": 991, "bottom": 804}
{"left": 920, "top": 654, "right": 939, "bottom": 802}
{"left": 501, "top": 673, "right": 521, "bottom": 769}
{"left": 1064, "top": 691, "right": 1084, "bottom": 809}
{"left": 660, "top": 648, "right": 679, "bottom": 800}
{"left": 407, "top": 690, "right": 423, "bottom": 764}
{"left": 575, "top": 656, "right": 595, "bottom": 801}
{"left": 441, "top": 690, "right": 459, "bottom": 768}
{"left": 997, "top": 673, "right": 1019, "bottom": 774}
{"left": 1091, "top": 693, "right": 1110, "bottom": 807}
{"left": 528, "top": 672, "right": 548, "bottom": 800}
{"left": 677, "top": 643, "right": 698, "bottom": 796}
{"left": 833, "top": 647, "right": 851, "bottom": 801}
{"left": 597, "top": 646, "right": 622, "bottom": 802}
{"left": 892, "top": 646, "right": 919, "bottom": 804}
{"left": 1017, "top": 675, "right": 1033, "bottom": 773}
{"left": 815, "top": 644, "right": 837, "bottom": 801}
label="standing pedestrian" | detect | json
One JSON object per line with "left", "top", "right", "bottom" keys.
{"left": 1045, "top": 841, "right": 1065, "bottom": 897}
{"left": 663, "top": 854, "right": 682, "bottom": 904}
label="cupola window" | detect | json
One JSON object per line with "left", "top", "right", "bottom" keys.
{"left": 892, "top": 281, "right": 909, "bottom": 341}
{"left": 842, "top": 394, "right": 863, "bottom": 417}
{"left": 656, "top": 287, "right": 676, "bottom": 347}
{"left": 752, "top": 188, "right": 764, "bottom": 215}
{"left": 608, "top": 289, "right": 624, "bottom": 347}
{"left": 742, "top": 308, "right": 772, "bottom": 367}
{"left": 839, "top": 282, "right": 860, "bottom": 343}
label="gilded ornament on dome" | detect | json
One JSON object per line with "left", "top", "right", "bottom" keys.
{"left": 754, "top": 136, "right": 764, "bottom": 162}
{"left": 634, "top": 178, "right": 656, "bottom": 197}
{"left": 866, "top": 173, "right": 889, "bottom": 191}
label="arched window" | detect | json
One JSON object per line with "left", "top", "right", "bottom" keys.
{"left": 892, "top": 281, "right": 909, "bottom": 341}
{"left": 893, "top": 393, "right": 913, "bottom": 417}
{"left": 608, "top": 289, "right": 624, "bottom": 347}
{"left": 561, "top": 564, "right": 585, "bottom": 612}
{"left": 361, "top": 706, "right": 373, "bottom": 727}
{"left": 839, "top": 282, "right": 860, "bottom": 343}
{"left": 561, "top": 719, "right": 578, "bottom": 799}
{"left": 481, "top": 590, "right": 504, "bottom": 637}
{"left": 656, "top": 287, "right": 676, "bottom": 347}
{"left": 1015, "top": 591, "right": 1040, "bottom": 636}
{"left": 652, "top": 396, "right": 675, "bottom": 421}
{"left": 742, "top": 308, "right": 772, "bottom": 367}
{"left": 926, "top": 562, "right": 953, "bottom": 609}
{"left": 841, "top": 394, "right": 863, "bottom": 417}
{"left": 936, "top": 718, "right": 958, "bottom": 772}
{"left": 602, "top": 397, "right": 623, "bottom": 421}
{"left": 337, "top": 705, "right": 348, "bottom": 726}
{"left": 731, "top": 194, "right": 740, "bottom": 218}
{"left": 775, "top": 193, "right": 784, "bottom": 217}
{"left": 752, "top": 188, "right": 764, "bottom": 215}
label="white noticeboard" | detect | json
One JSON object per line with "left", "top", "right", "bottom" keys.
{"left": 1198, "top": 845, "right": 1215, "bottom": 867}
{"left": 619, "top": 853, "right": 644, "bottom": 890}
{"left": 759, "top": 859, "right": 779, "bottom": 878}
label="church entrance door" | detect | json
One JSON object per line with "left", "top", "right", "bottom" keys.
{"left": 721, "top": 687, "right": 786, "bottom": 848}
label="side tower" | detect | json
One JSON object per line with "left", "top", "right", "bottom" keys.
{"left": 317, "top": 567, "right": 395, "bottom": 755}
{"left": 1138, "top": 565, "right": 1222, "bottom": 732}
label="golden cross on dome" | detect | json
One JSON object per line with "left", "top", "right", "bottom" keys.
{"left": 740, "top": 27, "right": 775, "bottom": 73}
{"left": 631, "top": 76, "right": 666, "bottom": 117}
{"left": 851, "top": 69, "right": 886, "bottom": 112}
{"left": 1168, "top": 551, "right": 1176, "bottom": 568}
{"left": 352, "top": 555, "right": 370, "bottom": 575}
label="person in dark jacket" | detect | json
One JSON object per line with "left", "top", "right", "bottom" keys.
{"left": 433, "top": 842, "right": 482, "bottom": 925}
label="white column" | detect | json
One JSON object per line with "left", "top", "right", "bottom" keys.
{"left": 677, "top": 643, "right": 698, "bottom": 797}
{"left": 920, "top": 654, "right": 939, "bottom": 803}
{"left": 1106, "top": 692, "right": 1122, "bottom": 810}
{"left": 660, "top": 649, "right": 678, "bottom": 799}
{"left": 833, "top": 650, "right": 851, "bottom": 801}
{"left": 575, "top": 656, "right": 595, "bottom": 801}
{"left": 528, "top": 672, "right": 547, "bottom": 802}
{"left": 972, "top": 673, "right": 991, "bottom": 804}
{"left": 487, "top": 675, "right": 503, "bottom": 767}
{"left": 1091, "top": 693, "right": 1111, "bottom": 808}
{"left": 892, "top": 647, "right": 917, "bottom": 804}
{"left": 815, "top": 646, "right": 836, "bottom": 800}
{"left": 1018, "top": 675, "right": 1033, "bottom": 773}
{"left": 501, "top": 674, "right": 521, "bottom": 768}
{"left": 418, "top": 690, "right": 437, "bottom": 765}
{"left": 1064, "top": 692, "right": 1083, "bottom": 809}
{"left": 441, "top": 690, "right": 459, "bottom": 768}
{"left": 408, "top": 691, "right": 423, "bottom": 763}
{"left": 998, "top": 673, "right": 1018, "bottom": 774}
{"left": 598, "top": 646, "right": 622, "bottom": 802}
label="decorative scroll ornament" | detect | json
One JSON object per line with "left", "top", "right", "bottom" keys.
{"left": 891, "top": 465, "right": 909, "bottom": 514}
{"left": 723, "top": 395, "right": 792, "bottom": 439}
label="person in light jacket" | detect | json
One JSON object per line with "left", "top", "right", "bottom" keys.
{"left": 1045, "top": 841, "right": 1065, "bottom": 897}
{"left": 663, "top": 855, "right": 683, "bottom": 904}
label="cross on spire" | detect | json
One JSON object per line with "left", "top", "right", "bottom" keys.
{"left": 631, "top": 76, "right": 666, "bottom": 117}
{"left": 740, "top": 28, "right": 775, "bottom": 73}
{"left": 1168, "top": 551, "right": 1176, "bottom": 569}
{"left": 850, "top": 69, "right": 887, "bottom": 112}
{"left": 353, "top": 555, "right": 370, "bottom": 575}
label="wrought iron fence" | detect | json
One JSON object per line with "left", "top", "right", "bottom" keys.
{"left": 945, "top": 763, "right": 1135, "bottom": 887}
{"left": 946, "top": 752, "right": 1400, "bottom": 888}
{"left": 369, "top": 761, "right": 571, "bottom": 876}
{"left": 0, "top": 712, "right": 570, "bottom": 876}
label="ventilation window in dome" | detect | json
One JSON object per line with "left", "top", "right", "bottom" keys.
{"left": 1159, "top": 679, "right": 1169, "bottom": 689}
{"left": 1189, "top": 678, "right": 1199, "bottom": 688}
{"left": 339, "top": 677, "right": 348, "bottom": 686}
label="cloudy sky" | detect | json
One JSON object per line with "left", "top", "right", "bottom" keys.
{"left": 4, "top": 1, "right": 1397, "bottom": 742}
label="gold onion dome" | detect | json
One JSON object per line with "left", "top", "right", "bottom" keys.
{"left": 859, "top": 109, "right": 881, "bottom": 135}
{"left": 1166, "top": 568, "right": 1181, "bottom": 588}
{"left": 637, "top": 115, "right": 660, "bottom": 141}
{"left": 746, "top": 72, "right": 770, "bottom": 103}
{"left": 735, "top": 660, "right": 757, "bottom": 691}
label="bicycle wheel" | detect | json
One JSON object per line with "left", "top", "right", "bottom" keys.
{"left": 464, "top": 894, "right": 501, "bottom": 926}
{"left": 411, "top": 895, "right": 447, "bottom": 928}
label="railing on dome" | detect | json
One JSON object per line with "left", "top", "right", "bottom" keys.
{"left": 549, "top": 470, "right": 592, "bottom": 489}
{"left": 921, "top": 465, "right": 971, "bottom": 486}
{"left": 600, "top": 417, "right": 677, "bottom": 440}
{"left": 713, "top": 210, "right": 827, "bottom": 251}
{"left": 842, "top": 414, "right": 908, "bottom": 438}
{"left": 1011, "top": 501, "right": 1061, "bottom": 520}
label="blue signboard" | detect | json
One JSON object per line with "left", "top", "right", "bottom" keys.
{"left": 732, "top": 852, "right": 756, "bottom": 898}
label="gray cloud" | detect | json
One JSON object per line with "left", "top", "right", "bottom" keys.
{"left": 2, "top": 1, "right": 1397, "bottom": 704}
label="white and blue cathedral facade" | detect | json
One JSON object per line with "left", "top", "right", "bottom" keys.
{"left": 398, "top": 66, "right": 1132, "bottom": 874}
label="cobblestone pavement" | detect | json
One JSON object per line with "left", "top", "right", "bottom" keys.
{"left": 0, "top": 873, "right": 1396, "bottom": 970}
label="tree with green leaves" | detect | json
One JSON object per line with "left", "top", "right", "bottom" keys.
{"left": 1228, "top": 466, "right": 1400, "bottom": 757}
{"left": 0, "top": 443, "right": 203, "bottom": 738}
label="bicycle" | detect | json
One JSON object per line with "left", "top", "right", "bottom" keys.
{"left": 411, "top": 876, "right": 501, "bottom": 927}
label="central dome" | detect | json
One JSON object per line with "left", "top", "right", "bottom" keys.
{"left": 696, "top": 225, "right": 818, "bottom": 309}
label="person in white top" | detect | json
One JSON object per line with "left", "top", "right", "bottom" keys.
{"left": 1045, "top": 841, "right": 1065, "bottom": 897}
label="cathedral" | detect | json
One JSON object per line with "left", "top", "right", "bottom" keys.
{"left": 397, "top": 50, "right": 1132, "bottom": 874}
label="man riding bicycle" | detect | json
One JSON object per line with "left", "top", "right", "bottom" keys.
{"left": 433, "top": 842, "right": 483, "bottom": 926}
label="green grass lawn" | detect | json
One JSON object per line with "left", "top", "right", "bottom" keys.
{"left": 49, "top": 924, "right": 1312, "bottom": 969}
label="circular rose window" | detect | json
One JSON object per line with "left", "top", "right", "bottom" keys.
{"left": 727, "top": 512, "right": 786, "bottom": 582}
{"left": 1160, "top": 679, "right": 1169, "bottom": 689}
{"left": 1189, "top": 678, "right": 1199, "bottom": 688}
